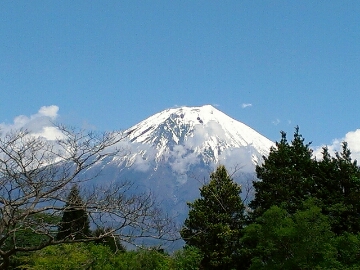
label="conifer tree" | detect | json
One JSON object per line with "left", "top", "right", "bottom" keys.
{"left": 249, "top": 127, "right": 316, "bottom": 219}
{"left": 181, "top": 165, "right": 246, "bottom": 270}
{"left": 316, "top": 142, "right": 360, "bottom": 234}
{"left": 250, "top": 127, "right": 360, "bottom": 235}
{"left": 56, "top": 185, "right": 91, "bottom": 240}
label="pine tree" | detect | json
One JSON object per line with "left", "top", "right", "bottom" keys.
{"left": 249, "top": 127, "right": 316, "bottom": 219}
{"left": 56, "top": 185, "right": 91, "bottom": 240}
{"left": 250, "top": 127, "right": 360, "bottom": 235}
{"left": 316, "top": 142, "right": 360, "bottom": 234}
{"left": 181, "top": 165, "right": 246, "bottom": 270}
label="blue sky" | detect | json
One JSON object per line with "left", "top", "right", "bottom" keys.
{"left": 1, "top": 1, "right": 360, "bottom": 155}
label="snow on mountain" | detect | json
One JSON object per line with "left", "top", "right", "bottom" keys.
{"left": 121, "top": 105, "right": 274, "bottom": 175}
{"left": 83, "top": 105, "right": 275, "bottom": 233}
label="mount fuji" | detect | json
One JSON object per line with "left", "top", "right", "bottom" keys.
{"left": 124, "top": 105, "right": 273, "bottom": 170}
{"left": 88, "top": 105, "right": 274, "bottom": 222}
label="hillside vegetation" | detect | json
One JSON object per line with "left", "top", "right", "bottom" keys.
{"left": 2, "top": 127, "right": 360, "bottom": 269}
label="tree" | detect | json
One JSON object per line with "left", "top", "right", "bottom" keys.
{"left": 242, "top": 200, "right": 339, "bottom": 270}
{"left": 56, "top": 185, "right": 91, "bottom": 240}
{"left": 250, "top": 127, "right": 316, "bottom": 219}
{"left": 332, "top": 232, "right": 360, "bottom": 268}
{"left": 315, "top": 142, "right": 360, "bottom": 235}
{"left": 0, "top": 127, "right": 175, "bottom": 269}
{"left": 24, "top": 244, "right": 203, "bottom": 270}
{"left": 93, "top": 227, "right": 125, "bottom": 253}
{"left": 172, "top": 246, "right": 203, "bottom": 270}
{"left": 250, "top": 126, "right": 360, "bottom": 236}
{"left": 19, "top": 243, "right": 116, "bottom": 270}
{"left": 180, "top": 165, "right": 246, "bottom": 270}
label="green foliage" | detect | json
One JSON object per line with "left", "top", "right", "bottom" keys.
{"left": 315, "top": 143, "right": 360, "bottom": 235}
{"left": 172, "top": 246, "right": 203, "bottom": 270}
{"left": 0, "top": 127, "right": 175, "bottom": 269}
{"left": 93, "top": 227, "right": 125, "bottom": 253}
{"left": 242, "top": 200, "right": 340, "bottom": 270}
{"left": 56, "top": 185, "right": 91, "bottom": 240}
{"left": 20, "top": 244, "right": 205, "bottom": 270}
{"left": 181, "top": 165, "right": 246, "bottom": 270}
{"left": 20, "top": 243, "right": 114, "bottom": 270}
{"left": 250, "top": 127, "right": 316, "bottom": 219}
{"left": 9, "top": 126, "right": 360, "bottom": 270}
{"left": 332, "top": 232, "right": 360, "bottom": 268}
{"left": 4, "top": 213, "right": 60, "bottom": 269}
{"left": 113, "top": 249, "right": 171, "bottom": 270}
{"left": 250, "top": 127, "right": 360, "bottom": 236}
{"left": 18, "top": 230, "right": 360, "bottom": 270}
{"left": 4, "top": 212, "right": 60, "bottom": 251}
{"left": 244, "top": 127, "right": 360, "bottom": 269}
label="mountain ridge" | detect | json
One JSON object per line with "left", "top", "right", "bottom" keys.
{"left": 120, "top": 105, "right": 274, "bottom": 173}
{"left": 83, "top": 105, "right": 274, "bottom": 232}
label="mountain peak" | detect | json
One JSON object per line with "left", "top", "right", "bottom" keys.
{"left": 123, "top": 105, "right": 274, "bottom": 172}
{"left": 88, "top": 105, "right": 274, "bottom": 227}
{"left": 178, "top": 104, "right": 216, "bottom": 113}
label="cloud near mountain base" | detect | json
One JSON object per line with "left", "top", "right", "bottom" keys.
{"left": 4, "top": 106, "right": 360, "bottom": 175}
{"left": 313, "top": 129, "right": 360, "bottom": 161}
{"left": 0, "top": 105, "right": 63, "bottom": 140}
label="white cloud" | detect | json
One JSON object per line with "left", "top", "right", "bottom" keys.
{"left": 123, "top": 120, "right": 261, "bottom": 180}
{"left": 32, "top": 126, "right": 65, "bottom": 141}
{"left": 185, "top": 121, "right": 225, "bottom": 149}
{"left": 343, "top": 129, "right": 360, "bottom": 154}
{"left": 241, "top": 103, "right": 252, "bottom": 109}
{"left": 38, "top": 105, "right": 59, "bottom": 119}
{"left": 173, "top": 104, "right": 187, "bottom": 108}
{"left": 0, "top": 105, "right": 61, "bottom": 140}
{"left": 130, "top": 154, "right": 152, "bottom": 172}
{"left": 169, "top": 150, "right": 200, "bottom": 175}
{"left": 272, "top": 119, "right": 280, "bottom": 125}
{"left": 218, "top": 147, "right": 256, "bottom": 173}
{"left": 313, "top": 129, "right": 360, "bottom": 161}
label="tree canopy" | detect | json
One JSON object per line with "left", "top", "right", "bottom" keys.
{"left": 181, "top": 165, "right": 246, "bottom": 270}
{"left": 56, "top": 185, "right": 91, "bottom": 241}
{"left": 315, "top": 142, "right": 360, "bottom": 234}
{"left": 243, "top": 200, "right": 339, "bottom": 270}
{"left": 242, "top": 127, "right": 360, "bottom": 269}
{"left": 249, "top": 127, "right": 316, "bottom": 219}
{"left": 249, "top": 127, "right": 360, "bottom": 236}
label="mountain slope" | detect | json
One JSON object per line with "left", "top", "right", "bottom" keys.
{"left": 121, "top": 105, "right": 274, "bottom": 174}
{"left": 86, "top": 105, "right": 274, "bottom": 231}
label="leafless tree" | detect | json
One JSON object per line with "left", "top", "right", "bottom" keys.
{"left": 0, "top": 126, "right": 176, "bottom": 269}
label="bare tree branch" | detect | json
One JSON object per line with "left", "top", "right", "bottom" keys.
{"left": 0, "top": 127, "right": 177, "bottom": 269}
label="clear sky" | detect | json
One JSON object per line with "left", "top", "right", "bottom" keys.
{"left": 1, "top": 1, "right": 360, "bottom": 157}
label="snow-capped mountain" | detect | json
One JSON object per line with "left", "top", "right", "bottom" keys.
{"left": 121, "top": 105, "right": 273, "bottom": 174}
{"left": 87, "top": 105, "right": 274, "bottom": 228}
{"left": 126, "top": 105, "right": 272, "bottom": 156}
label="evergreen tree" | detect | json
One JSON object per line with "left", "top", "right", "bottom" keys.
{"left": 250, "top": 127, "right": 360, "bottom": 235}
{"left": 56, "top": 185, "right": 91, "bottom": 240}
{"left": 181, "top": 165, "right": 246, "bottom": 270}
{"left": 249, "top": 127, "right": 316, "bottom": 219}
{"left": 315, "top": 142, "right": 360, "bottom": 235}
